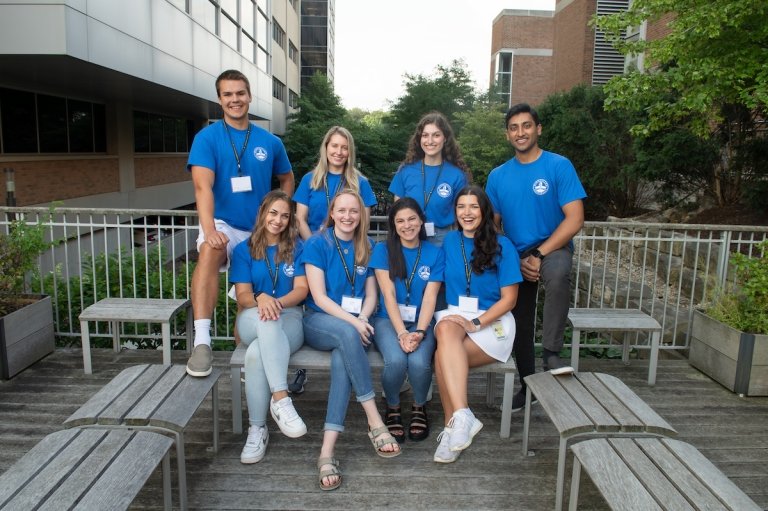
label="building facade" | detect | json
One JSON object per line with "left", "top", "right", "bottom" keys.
{"left": 0, "top": 0, "right": 300, "bottom": 209}
{"left": 491, "top": 0, "right": 628, "bottom": 107}
{"left": 300, "top": 0, "right": 334, "bottom": 88}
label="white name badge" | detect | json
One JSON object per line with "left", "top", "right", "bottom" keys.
{"left": 398, "top": 304, "right": 417, "bottom": 322}
{"left": 341, "top": 295, "right": 363, "bottom": 314}
{"left": 424, "top": 222, "right": 436, "bottom": 237}
{"left": 458, "top": 295, "right": 479, "bottom": 313}
{"left": 231, "top": 175, "right": 253, "bottom": 193}
{"left": 492, "top": 320, "right": 507, "bottom": 341}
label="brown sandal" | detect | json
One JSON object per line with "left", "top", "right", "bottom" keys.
{"left": 317, "top": 457, "right": 341, "bottom": 491}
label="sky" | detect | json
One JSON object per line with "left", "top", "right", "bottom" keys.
{"left": 334, "top": 0, "right": 556, "bottom": 111}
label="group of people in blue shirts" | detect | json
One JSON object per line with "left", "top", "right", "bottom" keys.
{"left": 186, "top": 70, "right": 586, "bottom": 492}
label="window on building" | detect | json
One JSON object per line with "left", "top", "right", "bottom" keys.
{"left": 0, "top": 87, "right": 105, "bottom": 154}
{"left": 273, "top": 19, "right": 286, "bottom": 49}
{"left": 288, "top": 41, "right": 299, "bottom": 64}
{"left": 272, "top": 78, "right": 286, "bottom": 102}
{"left": 240, "top": 0, "right": 255, "bottom": 36}
{"left": 288, "top": 89, "right": 299, "bottom": 109}
{"left": 133, "top": 111, "right": 192, "bottom": 153}
{"left": 495, "top": 52, "right": 513, "bottom": 107}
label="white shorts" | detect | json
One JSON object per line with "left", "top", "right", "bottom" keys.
{"left": 434, "top": 305, "right": 516, "bottom": 363}
{"left": 196, "top": 219, "right": 251, "bottom": 272}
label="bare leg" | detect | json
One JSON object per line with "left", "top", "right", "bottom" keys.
{"left": 191, "top": 244, "right": 227, "bottom": 324}
{"left": 361, "top": 398, "right": 400, "bottom": 455}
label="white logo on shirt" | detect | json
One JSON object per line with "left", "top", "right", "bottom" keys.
{"left": 254, "top": 147, "right": 268, "bottom": 161}
{"left": 533, "top": 179, "right": 549, "bottom": 195}
{"left": 418, "top": 265, "right": 431, "bottom": 281}
{"left": 355, "top": 265, "right": 367, "bottom": 275}
{"left": 283, "top": 263, "right": 295, "bottom": 277}
{"left": 437, "top": 183, "right": 452, "bottom": 198}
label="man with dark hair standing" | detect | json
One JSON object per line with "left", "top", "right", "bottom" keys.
{"left": 186, "top": 69, "right": 294, "bottom": 377}
{"left": 485, "top": 103, "right": 586, "bottom": 410}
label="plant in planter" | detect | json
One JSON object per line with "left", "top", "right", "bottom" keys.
{"left": 689, "top": 240, "right": 768, "bottom": 396}
{"left": 0, "top": 216, "right": 56, "bottom": 379}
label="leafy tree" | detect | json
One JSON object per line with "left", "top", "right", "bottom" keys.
{"left": 455, "top": 95, "right": 510, "bottom": 186}
{"left": 594, "top": 1, "right": 768, "bottom": 208}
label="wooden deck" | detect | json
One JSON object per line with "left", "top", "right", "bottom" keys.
{"left": 1, "top": 348, "right": 767, "bottom": 510}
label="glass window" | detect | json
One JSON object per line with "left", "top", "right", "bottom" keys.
{"left": 256, "top": 10, "right": 268, "bottom": 48}
{"left": 168, "top": 0, "right": 187, "bottom": 12}
{"left": 289, "top": 41, "right": 298, "bottom": 63}
{"left": 0, "top": 88, "right": 37, "bottom": 153}
{"left": 220, "top": 0, "right": 237, "bottom": 18}
{"left": 257, "top": 46, "right": 268, "bottom": 73}
{"left": 68, "top": 99, "right": 94, "bottom": 152}
{"left": 190, "top": 0, "right": 217, "bottom": 33}
{"left": 273, "top": 19, "right": 286, "bottom": 49}
{"left": 93, "top": 104, "right": 106, "bottom": 152}
{"left": 272, "top": 77, "right": 285, "bottom": 102}
{"left": 301, "top": 26, "right": 327, "bottom": 48}
{"left": 302, "top": 1, "right": 328, "bottom": 16}
{"left": 163, "top": 116, "right": 177, "bottom": 152}
{"left": 240, "top": 0, "right": 254, "bottom": 36}
{"left": 241, "top": 32, "right": 255, "bottom": 63}
{"left": 37, "top": 94, "right": 68, "bottom": 153}
{"left": 149, "top": 114, "right": 164, "bottom": 152}
{"left": 289, "top": 90, "right": 299, "bottom": 108}
{"left": 134, "top": 111, "right": 150, "bottom": 152}
{"left": 220, "top": 13, "right": 238, "bottom": 49}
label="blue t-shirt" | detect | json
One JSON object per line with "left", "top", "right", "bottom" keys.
{"left": 302, "top": 231, "right": 373, "bottom": 312}
{"left": 369, "top": 241, "right": 445, "bottom": 319}
{"left": 294, "top": 172, "right": 378, "bottom": 233}
{"left": 486, "top": 150, "right": 586, "bottom": 254}
{"left": 187, "top": 120, "right": 293, "bottom": 231}
{"left": 442, "top": 231, "right": 522, "bottom": 310}
{"left": 388, "top": 161, "right": 468, "bottom": 228}
{"left": 229, "top": 239, "right": 306, "bottom": 298}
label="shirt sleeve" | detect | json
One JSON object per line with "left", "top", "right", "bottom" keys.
{"left": 369, "top": 242, "right": 388, "bottom": 270}
{"left": 388, "top": 168, "right": 405, "bottom": 196}
{"left": 429, "top": 245, "right": 446, "bottom": 282}
{"left": 292, "top": 239, "right": 306, "bottom": 277}
{"left": 360, "top": 177, "right": 378, "bottom": 207}
{"left": 294, "top": 173, "right": 312, "bottom": 206}
{"left": 498, "top": 237, "right": 523, "bottom": 287}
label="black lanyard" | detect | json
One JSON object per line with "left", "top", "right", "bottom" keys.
{"left": 331, "top": 231, "right": 356, "bottom": 296}
{"left": 459, "top": 234, "right": 473, "bottom": 296}
{"left": 324, "top": 174, "right": 347, "bottom": 209}
{"left": 223, "top": 121, "right": 252, "bottom": 176}
{"left": 403, "top": 244, "right": 422, "bottom": 306}
{"left": 264, "top": 247, "right": 280, "bottom": 296}
{"left": 421, "top": 160, "right": 444, "bottom": 210}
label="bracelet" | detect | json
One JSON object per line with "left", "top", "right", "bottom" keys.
{"left": 253, "top": 291, "right": 263, "bottom": 301}
{"left": 397, "top": 330, "right": 409, "bottom": 339}
{"left": 413, "top": 329, "right": 426, "bottom": 337}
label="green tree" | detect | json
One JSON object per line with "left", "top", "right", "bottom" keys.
{"left": 455, "top": 95, "right": 510, "bottom": 186}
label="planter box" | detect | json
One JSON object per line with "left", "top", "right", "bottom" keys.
{"left": 689, "top": 310, "right": 768, "bottom": 396}
{"left": 0, "top": 295, "right": 55, "bottom": 379}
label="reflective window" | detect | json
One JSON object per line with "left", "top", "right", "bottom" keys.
{"left": 273, "top": 19, "right": 286, "bottom": 49}
{"left": 256, "top": 10, "right": 268, "bottom": 47}
{"left": 272, "top": 77, "right": 285, "bottom": 102}
{"left": 257, "top": 46, "right": 268, "bottom": 73}
{"left": 220, "top": 13, "right": 238, "bottom": 49}
{"left": 242, "top": 33, "right": 255, "bottom": 63}
{"left": 37, "top": 95, "right": 68, "bottom": 153}
{"left": 190, "top": 0, "right": 216, "bottom": 33}
{"left": 134, "top": 110, "right": 191, "bottom": 153}
{"left": 240, "top": 0, "right": 254, "bottom": 36}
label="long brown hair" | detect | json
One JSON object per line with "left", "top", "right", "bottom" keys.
{"left": 249, "top": 190, "right": 298, "bottom": 264}
{"left": 455, "top": 185, "right": 499, "bottom": 274}
{"left": 322, "top": 189, "right": 371, "bottom": 266}
{"left": 401, "top": 111, "right": 472, "bottom": 182}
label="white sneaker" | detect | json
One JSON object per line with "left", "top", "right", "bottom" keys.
{"left": 240, "top": 425, "right": 269, "bottom": 464}
{"left": 433, "top": 427, "right": 460, "bottom": 463}
{"left": 447, "top": 408, "right": 483, "bottom": 452}
{"left": 270, "top": 396, "right": 307, "bottom": 438}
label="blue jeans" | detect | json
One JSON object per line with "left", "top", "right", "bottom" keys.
{"left": 302, "top": 309, "right": 376, "bottom": 432}
{"left": 236, "top": 306, "right": 304, "bottom": 427}
{"left": 372, "top": 317, "right": 435, "bottom": 407}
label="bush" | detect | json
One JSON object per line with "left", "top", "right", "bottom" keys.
{"left": 0, "top": 216, "right": 52, "bottom": 316}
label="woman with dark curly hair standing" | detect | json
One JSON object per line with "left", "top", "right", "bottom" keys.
{"left": 389, "top": 112, "right": 472, "bottom": 247}
{"left": 431, "top": 185, "right": 522, "bottom": 464}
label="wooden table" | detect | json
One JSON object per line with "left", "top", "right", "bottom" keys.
{"left": 64, "top": 364, "right": 220, "bottom": 511}
{"left": 568, "top": 308, "right": 663, "bottom": 385}
{"left": 0, "top": 428, "right": 174, "bottom": 510}
{"left": 569, "top": 438, "right": 762, "bottom": 510}
{"left": 79, "top": 297, "right": 191, "bottom": 374}
{"left": 522, "top": 371, "right": 677, "bottom": 511}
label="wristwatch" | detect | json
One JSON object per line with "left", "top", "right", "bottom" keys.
{"left": 471, "top": 318, "right": 482, "bottom": 331}
{"left": 531, "top": 248, "right": 545, "bottom": 260}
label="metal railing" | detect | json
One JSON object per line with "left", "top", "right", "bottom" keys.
{"left": 2, "top": 206, "right": 766, "bottom": 351}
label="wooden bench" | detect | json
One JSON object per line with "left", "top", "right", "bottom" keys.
{"left": 230, "top": 343, "right": 518, "bottom": 437}
{"left": 568, "top": 308, "right": 663, "bottom": 385}
{"left": 64, "top": 364, "right": 221, "bottom": 511}
{"left": 79, "top": 298, "right": 192, "bottom": 374}
{"left": 0, "top": 428, "right": 174, "bottom": 510}
{"left": 522, "top": 371, "right": 677, "bottom": 511}
{"left": 569, "top": 438, "right": 761, "bottom": 510}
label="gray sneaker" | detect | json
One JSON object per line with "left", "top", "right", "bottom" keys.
{"left": 186, "top": 344, "right": 213, "bottom": 377}
{"left": 543, "top": 350, "right": 574, "bottom": 376}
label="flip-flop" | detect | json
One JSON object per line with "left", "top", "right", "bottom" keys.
{"left": 368, "top": 425, "right": 402, "bottom": 458}
{"left": 317, "top": 456, "right": 341, "bottom": 491}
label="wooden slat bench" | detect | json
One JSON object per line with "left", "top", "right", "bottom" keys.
{"left": 230, "top": 343, "right": 518, "bottom": 437}
{"left": 569, "top": 438, "right": 762, "bottom": 510}
{"left": 63, "top": 364, "right": 221, "bottom": 511}
{"left": 522, "top": 371, "right": 677, "bottom": 511}
{"left": 0, "top": 428, "right": 174, "bottom": 510}
{"left": 79, "top": 298, "right": 192, "bottom": 374}
{"left": 568, "top": 308, "right": 663, "bottom": 385}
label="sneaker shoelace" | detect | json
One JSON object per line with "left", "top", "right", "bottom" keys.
{"left": 246, "top": 428, "right": 265, "bottom": 447}
{"left": 276, "top": 400, "right": 300, "bottom": 422}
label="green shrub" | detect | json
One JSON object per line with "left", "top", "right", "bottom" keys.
{"left": 0, "top": 216, "right": 54, "bottom": 316}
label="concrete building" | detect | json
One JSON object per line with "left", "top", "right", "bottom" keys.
{"left": 491, "top": 0, "right": 629, "bottom": 107}
{"left": 0, "top": 0, "right": 300, "bottom": 209}
{"left": 300, "top": 0, "right": 335, "bottom": 88}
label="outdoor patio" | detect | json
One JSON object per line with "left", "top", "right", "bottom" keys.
{"left": 1, "top": 347, "right": 766, "bottom": 510}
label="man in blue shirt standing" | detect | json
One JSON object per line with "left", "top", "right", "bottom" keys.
{"left": 486, "top": 103, "right": 586, "bottom": 410}
{"left": 186, "top": 69, "right": 294, "bottom": 377}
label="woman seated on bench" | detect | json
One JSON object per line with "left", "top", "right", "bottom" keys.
{"left": 302, "top": 189, "right": 401, "bottom": 491}
{"left": 230, "top": 190, "right": 309, "bottom": 464}
{"left": 432, "top": 185, "right": 522, "bottom": 464}
{"left": 371, "top": 198, "right": 444, "bottom": 443}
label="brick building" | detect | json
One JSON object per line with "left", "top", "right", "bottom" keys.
{"left": 491, "top": 0, "right": 629, "bottom": 108}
